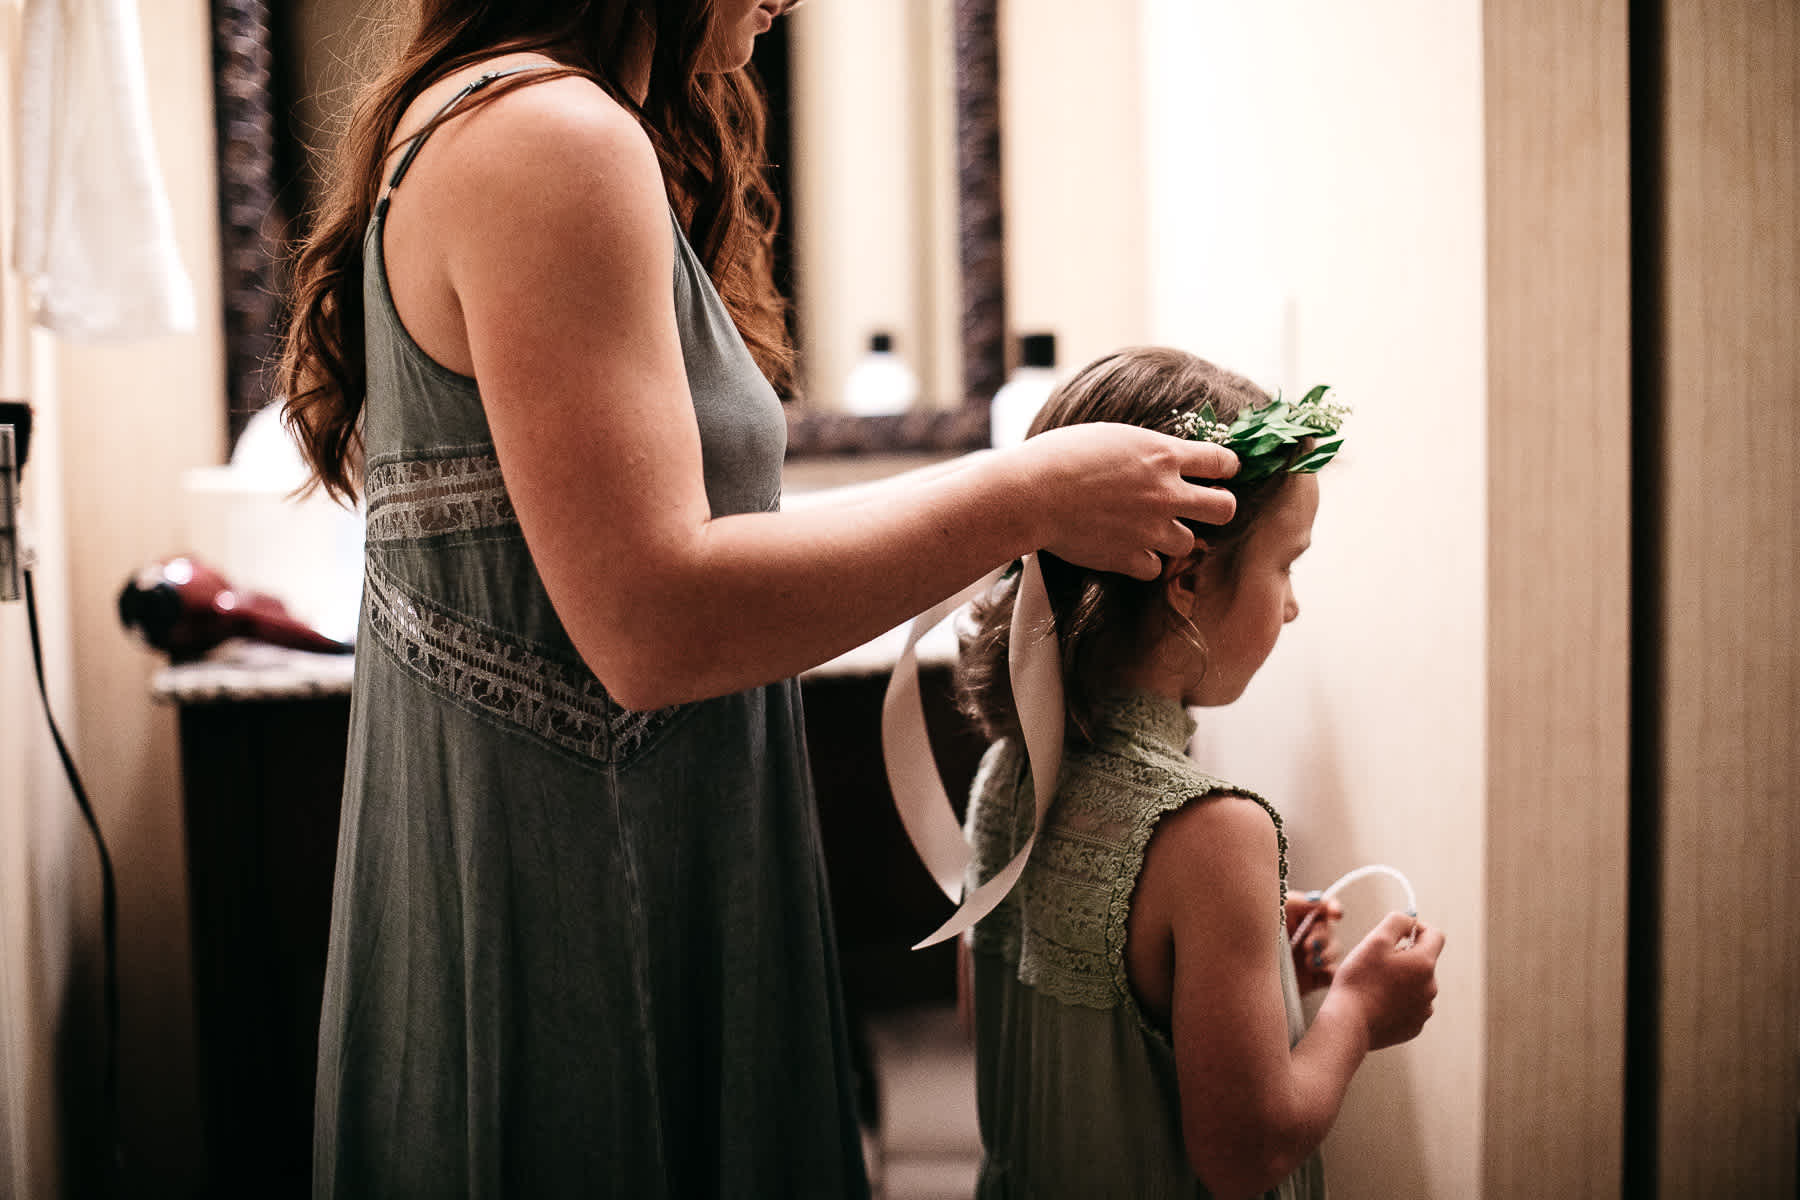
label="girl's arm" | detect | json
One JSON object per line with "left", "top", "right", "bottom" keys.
{"left": 1129, "top": 797, "right": 1442, "bottom": 1199}
{"left": 408, "top": 79, "right": 1237, "bottom": 710}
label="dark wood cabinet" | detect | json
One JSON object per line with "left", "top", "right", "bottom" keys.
{"left": 168, "top": 662, "right": 983, "bottom": 1196}
{"left": 173, "top": 695, "right": 349, "bottom": 1195}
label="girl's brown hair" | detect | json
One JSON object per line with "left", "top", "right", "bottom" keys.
{"left": 278, "top": 0, "right": 793, "bottom": 505}
{"left": 956, "top": 347, "right": 1311, "bottom": 744}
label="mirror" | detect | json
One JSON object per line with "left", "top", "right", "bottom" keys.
{"left": 209, "top": 0, "right": 1003, "bottom": 456}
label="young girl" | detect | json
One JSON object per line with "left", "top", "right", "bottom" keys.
{"left": 956, "top": 348, "right": 1445, "bottom": 1199}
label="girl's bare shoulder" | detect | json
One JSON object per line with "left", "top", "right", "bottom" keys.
{"left": 1137, "top": 793, "right": 1281, "bottom": 938}
{"left": 1126, "top": 790, "right": 1281, "bottom": 1020}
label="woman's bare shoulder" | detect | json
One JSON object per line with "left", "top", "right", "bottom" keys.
{"left": 388, "top": 56, "right": 661, "bottom": 207}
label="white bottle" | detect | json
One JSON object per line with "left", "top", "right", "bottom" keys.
{"left": 989, "top": 333, "right": 1059, "bottom": 449}
{"left": 842, "top": 332, "right": 919, "bottom": 416}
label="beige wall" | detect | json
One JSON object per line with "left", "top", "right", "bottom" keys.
{"left": 1000, "top": 0, "right": 1147, "bottom": 378}
{"left": 0, "top": 320, "right": 73, "bottom": 1198}
{"left": 1142, "top": 4, "right": 1488, "bottom": 1198}
{"left": 1, "top": 8, "right": 77, "bottom": 1195}
{"left": 2, "top": 0, "right": 224, "bottom": 1191}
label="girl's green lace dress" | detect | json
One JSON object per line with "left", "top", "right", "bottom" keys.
{"left": 964, "top": 690, "right": 1327, "bottom": 1200}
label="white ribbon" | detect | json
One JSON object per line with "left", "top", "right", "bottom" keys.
{"left": 882, "top": 554, "right": 1065, "bottom": 950}
{"left": 879, "top": 568, "right": 1001, "bottom": 902}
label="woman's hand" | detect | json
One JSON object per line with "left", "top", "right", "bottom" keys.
{"left": 1329, "top": 911, "right": 1445, "bottom": 1051}
{"left": 1019, "top": 424, "right": 1238, "bottom": 580}
{"left": 1285, "top": 894, "right": 1345, "bottom": 995}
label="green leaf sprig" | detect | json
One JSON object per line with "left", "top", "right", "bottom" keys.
{"left": 1171, "top": 384, "right": 1349, "bottom": 484}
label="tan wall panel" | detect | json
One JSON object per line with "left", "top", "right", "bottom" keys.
{"left": 1658, "top": 0, "right": 1800, "bottom": 1192}
{"left": 1483, "top": 1, "right": 1633, "bottom": 1194}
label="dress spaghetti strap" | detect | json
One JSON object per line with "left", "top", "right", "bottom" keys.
{"left": 376, "top": 63, "right": 563, "bottom": 216}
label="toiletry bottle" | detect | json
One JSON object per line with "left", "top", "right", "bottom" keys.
{"left": 842, "top": 331, "right": 919, "bottom": 416}
{"left": 989, "top": 332, "right": 1059, "bottom": 448}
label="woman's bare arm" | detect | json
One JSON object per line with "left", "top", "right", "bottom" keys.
{"left": 394, "top": 76, "right": 1237, "bottom": 709}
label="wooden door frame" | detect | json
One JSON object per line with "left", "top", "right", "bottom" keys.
{"left": 1485, "top": 1, "right": 1798, "bottom": 1194}
{"left": 1484, "top": 2, "right": 1633, "bottom": 1194}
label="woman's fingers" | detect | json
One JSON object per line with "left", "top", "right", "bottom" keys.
{"left": 1166, "top": 433, "right": 1239, "bottom": 527}
{"left": 1173, "top": 436, "right": 1239, "bottom": 481}
{"left": 1180, "top": 479, "right": 1237, "bottom": 528}
{"left": 1114, "top": 550, "right": 1158, "bottom": 581}
{"left": 1152, "top": 519, "right": 1198, "bottom": 562}
{"left": 1104, "top": 522, "right": 1195, "bottom": 580}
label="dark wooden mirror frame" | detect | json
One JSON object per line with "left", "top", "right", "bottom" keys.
{"left": 210, "top": 0, "right": 1004, "bottom": 458}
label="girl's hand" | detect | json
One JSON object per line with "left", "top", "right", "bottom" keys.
{"left": 1285, "top": 893, "right": 1345, "bottom": 994}
{"left": 1330, "top": 911, "right": 1445, "bottom": 1051}
{"left": 1019, "top": 424, "right": 1238, "bottom": 580}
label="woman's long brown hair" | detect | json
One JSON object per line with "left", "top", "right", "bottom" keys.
{"left": 278, "top": 0, "right": 794, "bottom": 506}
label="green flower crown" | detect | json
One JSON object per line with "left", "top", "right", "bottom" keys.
{"left": 1172, "top": 384, "right": 1350, "bottom": 484}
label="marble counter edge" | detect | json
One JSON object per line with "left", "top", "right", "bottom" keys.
{"left": 151, "top": 618, "right": 964, "bottom": 705}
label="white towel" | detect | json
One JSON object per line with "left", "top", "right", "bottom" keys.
{"left": 13, "top": 0, "right": 196, "bottom": 341}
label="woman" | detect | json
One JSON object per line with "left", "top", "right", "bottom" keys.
{"left": 280, "top": 2, "right": 1238, "bottom": 1194}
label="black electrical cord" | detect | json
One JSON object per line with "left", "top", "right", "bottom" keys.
{"left": 22, "top": 566, "right": 122, "bottom": 1186}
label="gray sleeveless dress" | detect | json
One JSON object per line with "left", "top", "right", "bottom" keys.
{"left": 313, "top": 73, "right": 870, "bottom": 1198}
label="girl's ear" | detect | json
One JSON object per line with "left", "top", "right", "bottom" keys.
{"left": 1163, "top": 546, "right": 1209, "bottom": 619}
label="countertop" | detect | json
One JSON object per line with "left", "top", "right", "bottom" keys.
{"left": 150, "top": 615, "right": 963, "bottom": 705}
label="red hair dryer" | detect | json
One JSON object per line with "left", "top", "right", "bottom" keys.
{"left": 118, "top": 555, "right": 352, "bottom": 661}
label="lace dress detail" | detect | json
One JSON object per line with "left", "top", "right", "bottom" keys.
{"left": 966, "top": 691, "right": 1289, "bottom": 1022}
{"left": 362, "top": 557, "right": 686, "bottom": 764}
{"left": 364, "top": 449, "right": 517, "bottom": 544}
